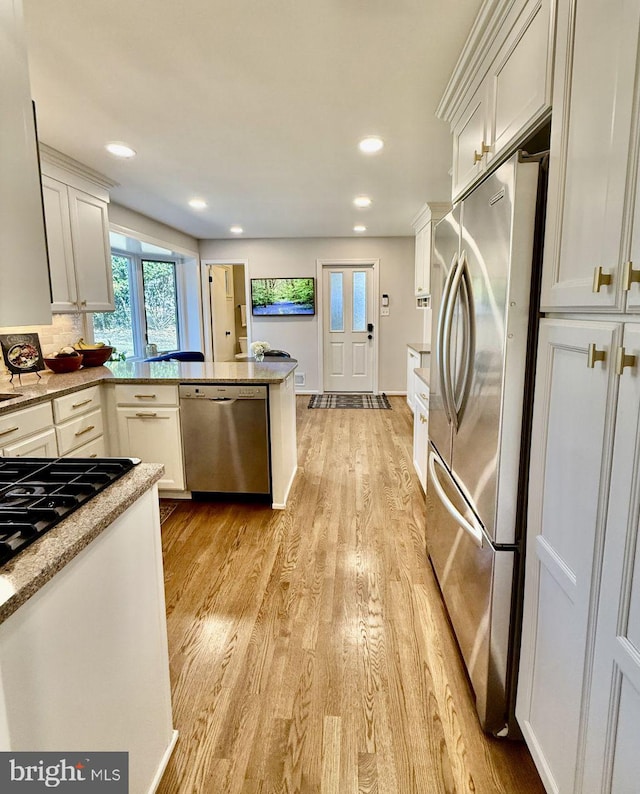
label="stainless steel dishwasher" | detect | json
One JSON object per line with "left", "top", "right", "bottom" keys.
{"left": 179, "top": 384, "right": 271, "bottom": 495}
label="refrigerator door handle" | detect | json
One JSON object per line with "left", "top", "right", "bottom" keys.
{"left": 428, "top": 450, "right": 484, "bottom": 547}
{"left": 442, "top": 256, "right": 465, "bottom": 431}
{"left": 454, "top": 252, "right": 476, "bottom": 427}
{"left": 437, "top": 253, "right": 459, "bottom": 426}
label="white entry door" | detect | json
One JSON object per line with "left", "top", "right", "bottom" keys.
{"left": 322, "top": 264, "right": 375, "bottom": 392}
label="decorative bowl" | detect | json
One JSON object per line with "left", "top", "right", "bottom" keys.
{"left": 74, "top": 346, "right": 113, "bottom": 367}
{"left": 44, "top": 354, "right": 84, "bottom": 374}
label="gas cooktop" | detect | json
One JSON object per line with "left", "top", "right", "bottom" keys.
{"left": 0, "top": 458, "right": 138, "bottom": 567}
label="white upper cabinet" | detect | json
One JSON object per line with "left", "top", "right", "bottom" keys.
{"left": 40, "top": 147, "right": 115, "bottom": 313}
{"left": 541, "top": 0, "right": 640, "bottom": 311}
{"left": 438, "top": 0, "right": 554, "bottom": 202}
{"left": 0, "top": 0, "right": 52, "bottom": 326}
{"left": 412, "top": 202, "right": 450, "bottom": 298}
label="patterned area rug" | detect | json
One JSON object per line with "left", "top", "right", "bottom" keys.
{"left": 159, "top": 501, "right": 178, "bottom": 524}
{"left": 308, "top": 393, "right": 392, "bottom": 409}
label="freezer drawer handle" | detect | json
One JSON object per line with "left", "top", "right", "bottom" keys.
{"left": 428, "top": 451, "right": 483, "bottom": 547}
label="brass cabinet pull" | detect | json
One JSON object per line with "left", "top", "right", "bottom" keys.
{"left": 592, "top": 266, "right": 613, "bottom": 292}
{"left": 135, "top": 412, "right": 159, "bottom": 418}
{"left": 615, "top": 346, "right": 637, "bottom": 375}
{"left": 622, "top": 260, "right": 640, "bottom": 291}
{"left": 89, "top": 453, "right": 97, "bottom": 458}
{"left": 0, "top": 425, "right": 19, "bottom": 437}
{"left": 71, "top": 398, "right": 93, "bottom": 409}
{"left": 587, "top": 343, "right": 607, "bottom": 368}
{"left": 80, "top": 300, "right": 87, "bottom": 307}
{"left": 74, "top": 424, "right": 95, "bottom": 437}
{"left": 420, "top": 414, "right": 427, "bottom": 424}
{"left": 473, "top": 142, "right": 490, "bottom": 164}
{"left": 420, "top": 393, "right": 429, "bottom": 400}
{"left": 134, "top": 394, "right": 157, "bottom": 399}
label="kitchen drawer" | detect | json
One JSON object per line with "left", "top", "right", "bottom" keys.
{"left": 56, "top": 408, "right": 103, "bottom": 455}
{"left": 63, "top": 435, "right": 106, "bottom": 459}
{"left": 0, "top": 402, "right": 54, "bottom": 446}
{"left": 114, "top": 384, "right": 178, "bottom": 407}
{"left": 53, "top": 385, "right": 101, "bottom": 423}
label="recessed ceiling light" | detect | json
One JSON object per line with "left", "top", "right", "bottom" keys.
{"left": 230, "top": 226, "right": 243, "bottom": 234}
{"left": 353, "top": 225, "right": 367, "bottom": 233}
{"left": 188, "top": 198, "right": 207, "bottom": 210}
{"left": 354, "top": 196, "right": 372, "bottom": 208}
{"left": 105, "top": 142, "right": 136, "bottom": 158}
{"left": 358, "top": 136, "right": 384, "bottom": 154}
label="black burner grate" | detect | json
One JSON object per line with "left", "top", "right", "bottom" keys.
{"left": 0, "top": 458, "right": 137, "bottom": 567}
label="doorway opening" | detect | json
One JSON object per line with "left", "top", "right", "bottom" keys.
{"left": 201, "top": 260, "right": 249, "bottom": 361}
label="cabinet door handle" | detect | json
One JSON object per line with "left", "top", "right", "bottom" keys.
{"left": 0, "top": 425, "right": 19, "bottom": 437}
{"left": 80, "top": 300, "right": 87, "bottom": 307}
{"left": 587, "top": 343, "right": 606, "bottom": 368}
{"left": 420, "top": 393, "right": 429, "bottom": 400}
{"left": 134, "top": 394, "right": 157, "bottom": 399}
{"left": 592, "top": 266, "right": 613, "bottom": 292}
{"left": 74, "top": 424, "right": 95, "bottom": 437}
{"left": 615, "top": 346, "right": 637, "bottom": 375}
{"left": 622, "top": 261, "right": 640, "bottom": 291}
{"left": 71, "top": 398, "right": 93, "bottom": 409}
{"left": 420, "top": 414, "right": 427, "bottom": 424}
{"left": 473, "top": 141, "right": 490, "bottom": 164}
{"left": 135, "top": 412, "right": 161, "bottom": 418}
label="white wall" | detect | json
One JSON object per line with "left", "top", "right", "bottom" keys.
{"left": 199, "top": 237, "right": 423, "bottom": 393}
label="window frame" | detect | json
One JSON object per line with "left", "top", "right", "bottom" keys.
{"left": 101, "top": 247, "right": 183, "bottom": 359}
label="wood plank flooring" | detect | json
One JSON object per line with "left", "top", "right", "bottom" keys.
{"left": 157, "top": 396, "right": 545, "bottom": 794}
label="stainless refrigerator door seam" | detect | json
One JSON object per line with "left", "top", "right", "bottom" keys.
{"left": 428, "top": 450, "right": 484, "bottom": 547}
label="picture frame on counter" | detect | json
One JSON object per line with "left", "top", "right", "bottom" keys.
{"left": 0, "top": 333, "right": 45, "bottom": 377}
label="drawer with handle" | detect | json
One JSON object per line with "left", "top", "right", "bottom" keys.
{"left": 0, "top": 402, "right": 54, "bottom": 446}
{"left": 53, "top": 385, "right": 101, "bottom": 423}
{"left": 114, "top": 384, "right": 179, "bottom": 407}
{"left": 55, "top": 408, "right": 104, "bottom": 455}
{"left": 63, "top": 435, "right": 106, "bottom": 459}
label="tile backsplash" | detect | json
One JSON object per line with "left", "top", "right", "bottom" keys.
{"left": 0, "top": 314, "right": 85, "bottom": 376}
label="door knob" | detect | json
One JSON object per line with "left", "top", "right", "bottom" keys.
{"left": 368, "top": 334, "right": 373, "bottom": 340}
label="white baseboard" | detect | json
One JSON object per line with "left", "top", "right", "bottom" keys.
{"left": 294, "top": 389, "right": 318, "bottom": 395}
{"left": 159, "top": 490, "right": 191, "bottom": 500}
{"left": 383, "top": 390, "right": 407, "bottom": 396}
{"left": 148, "top": 729, "right": 179, "bottom": 793}
{"left": 272, "top": 466, "right": 298, "bottom": 509}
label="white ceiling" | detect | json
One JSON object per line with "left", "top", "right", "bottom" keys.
{"left": 22, "top": 0, "right": 482, "bottom": 239}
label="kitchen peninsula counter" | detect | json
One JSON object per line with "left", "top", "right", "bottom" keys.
{"left": 0, "top": 359, "right": 297, "bottom": 414}
{"left": 0, "top": 462, "right": 163, "bottom": 624}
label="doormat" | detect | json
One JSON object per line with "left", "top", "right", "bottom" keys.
{"left": 159, "top": 501, "right": 178, "bottom": 524}
{"left": 308, "top": 393, "right": 392, "bottom": 409}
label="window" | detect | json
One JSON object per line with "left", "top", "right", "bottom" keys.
{"left": 93, "top": 250, "right": 180, "bottom": 359}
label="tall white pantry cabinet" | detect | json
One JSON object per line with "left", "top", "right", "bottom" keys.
{"left": 516, "top": 0, "right": 640, "bottom": 792}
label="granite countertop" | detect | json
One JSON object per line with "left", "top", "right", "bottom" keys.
{"left": 414, "top": 367, "right": 430, "bottom": 388}
{"left": 0, "top": 359, "right": 297, "bottom": 414}
{"left": 407, "top": 342, "right": 431, "bottom": 355}
{"left": 0, "top": 462, "right": 164, "bottom": 624}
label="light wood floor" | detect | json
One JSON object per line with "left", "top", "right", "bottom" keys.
{"left": 157, "top": 396, "right": 545, "bottom": 794}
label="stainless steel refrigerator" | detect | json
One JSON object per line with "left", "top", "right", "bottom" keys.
{"left": 426, "top": 151, "right": 547, "bottom": 737}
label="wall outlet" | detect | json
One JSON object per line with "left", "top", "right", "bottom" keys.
{"left": 381, "top": 307, "right": 390, "bottom": 316}
{"left": 294, "top": 372, "right": 305, "bottom": 386}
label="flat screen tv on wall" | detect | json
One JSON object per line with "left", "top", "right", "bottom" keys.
{"left": 250, "top": 277, "right": 315, "bottom": 316}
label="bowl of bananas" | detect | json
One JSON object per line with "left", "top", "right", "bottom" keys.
{"left": 73, "top": 339, "right": 113, "bottom": 367}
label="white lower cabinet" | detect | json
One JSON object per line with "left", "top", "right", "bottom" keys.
{"left": 406, "top": 346, "right": 430, "bottom": 413}
{"left": 517, "top": 318, "right": 640, "bottom": 793}
{"left": 116, "top": 407, "right": 184, "bottom": 491}
{"left": 2, "top": 428, "right": 57, "bottom": 458}
{"left": 412, "top": 389, "right": 429, "bottom": 492}
{"left": 0, "top": 402, "right": 57, "bottom": 458}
